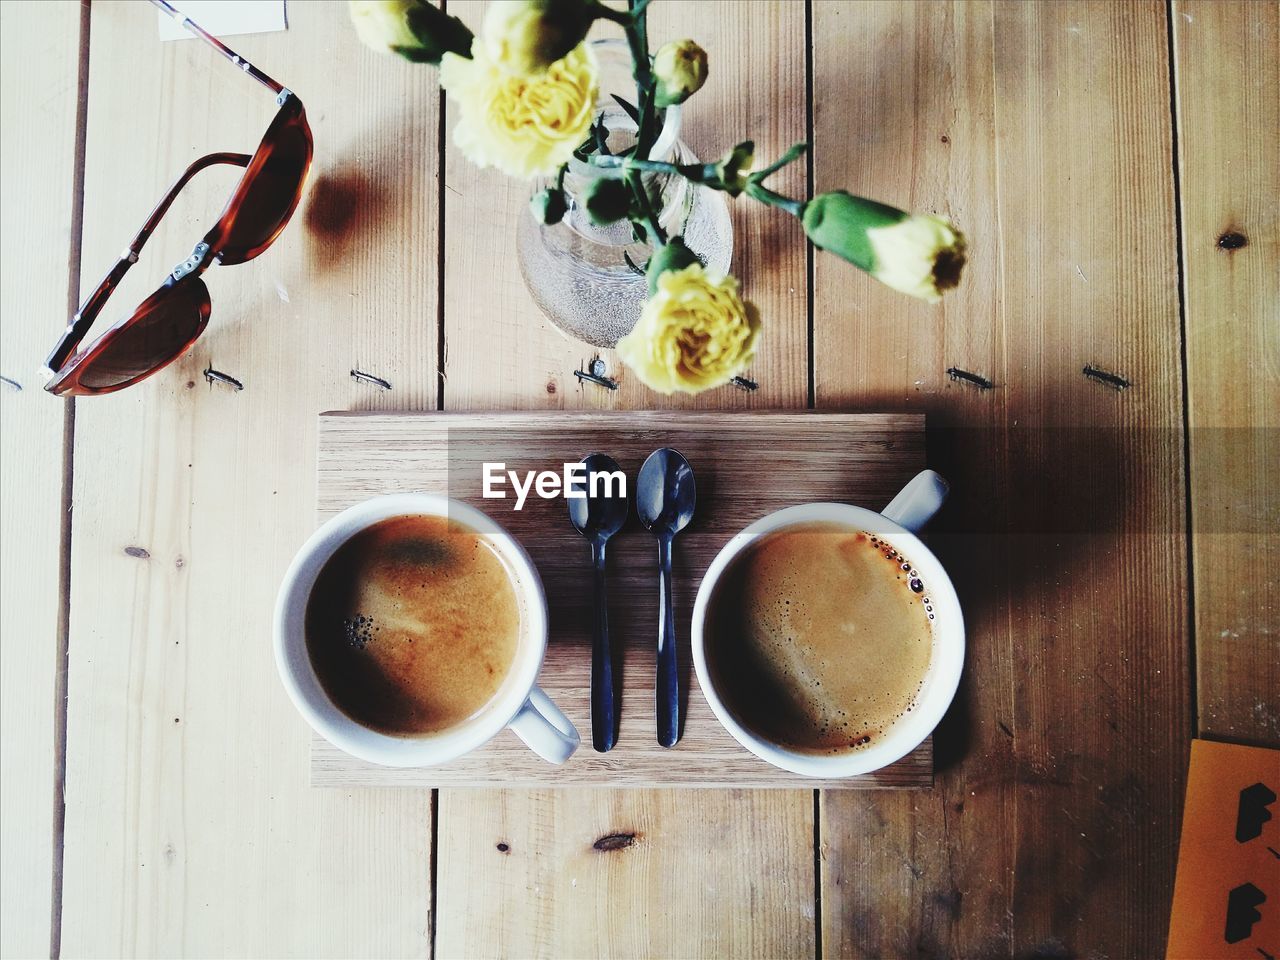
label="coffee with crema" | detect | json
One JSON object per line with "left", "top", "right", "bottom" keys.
{"left": 305, "top": 514, "right": 522, "bottom": 736}
{"left": 704, "top": 523, "right": 934, "bottom": 754}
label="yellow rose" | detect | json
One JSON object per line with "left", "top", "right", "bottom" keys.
{"left": 616, "top": 263, "right": 761, "bottom": 395}
{"left": 440, "top": 40, "right": 598, "bottom": 180}
{"left": 483, "top": 0, "right": 595, "bottom": 76}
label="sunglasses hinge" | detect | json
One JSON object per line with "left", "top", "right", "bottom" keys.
{"left": 171, "top": 241, "right": 211, "bottom": 281}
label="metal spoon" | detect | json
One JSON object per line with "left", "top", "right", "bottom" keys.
{"left": 635, "top": 448, "right": 696, "bottom": 748}
{"left": 567, "top": 453, "right": 628, "bottom": 752}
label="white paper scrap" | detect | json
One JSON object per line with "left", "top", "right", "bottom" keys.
{"left": 158, "top": 1, "right": 286, "bottom": 41}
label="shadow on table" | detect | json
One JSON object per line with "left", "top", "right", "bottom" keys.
{"left": 922, "top": 421, "right": 1149, "bottom": 772}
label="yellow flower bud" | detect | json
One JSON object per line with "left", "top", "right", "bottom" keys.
{"left": 653, "top": 39, "right": 708, "bottom": 108}
{"left": 440, "top": 41, "right": 598, "bottom": 179}
{"left": 803, "top": 191, "right": 966, "bottom": 303}
{"left": 348, "top": 0, "right": 473, "bottom": 64}
{"left": 530, "top": 187, "right": 568, "bottom": 225}
{"left": 483, "top": 0, "right": 596, "bottom": 76}
{"left": 866, "top": 215, "right": 966, "bottom": 304}
{"left": 616, "top": 263, "right": 760, "bottom": 395}
{"left": 584, "top": 178, "right": 631, "bottom": 225}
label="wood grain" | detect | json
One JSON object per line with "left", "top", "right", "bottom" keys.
{"left": 812, "top": 1, "right": 1189, "bottom": 956}
{"left": 435, "top": 789, "right": 816, "bottom": 960}
{"left": 1172, "top": 0, "right": 1279, "bottom": 748}
{"left": 59, "top": 3, "right": 436, "bottom": 955}
{"left": 436, "top": 3, "right": 816, "bottom": 956}
{"left": 309, "top": 411, "right": 933, "bottom": 788}
{"left": 0, "top": 3, "right": 82, "bottom": 956}
{"left": 11, "top": 0, "right": 1269, "bottom": 954}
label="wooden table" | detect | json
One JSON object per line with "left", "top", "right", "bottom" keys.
{"left": 1, "top": 1, "right": 1274, "bottom": 956}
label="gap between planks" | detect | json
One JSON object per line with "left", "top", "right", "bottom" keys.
{"left": 1164, "top": 0, "right": 1200, "bottom": 750}
{"left": 50, "top": 3, "right": 92, "bottom": 956}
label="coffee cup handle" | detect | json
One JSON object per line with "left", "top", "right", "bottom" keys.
{"left": 881, "top": 469, "right": 950, "bottom": 532}
{"left": 508, "top": 685, "right": 581, "bottom": 764}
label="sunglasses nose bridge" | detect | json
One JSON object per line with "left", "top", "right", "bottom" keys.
{"left": 170, "top": 241, "right": 212, "bottom": 282}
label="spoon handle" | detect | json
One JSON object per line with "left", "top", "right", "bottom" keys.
{"left": 656, "top": 535, "right": 680, "bottom": 747}
{"left": 591, "top": 540, "right": 616, "bottom": 752}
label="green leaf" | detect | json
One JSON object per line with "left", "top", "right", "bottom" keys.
{"left": 623, "top": 251, "right": 646, "bottom": 276}
{"left": 748, "top": 142, "right": 809, "bottom": 185}
{"left": 611, "top": 95, "right": 641, "bottom": 125}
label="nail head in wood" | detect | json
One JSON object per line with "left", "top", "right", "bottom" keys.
{"left": 1082, "top": 365, "right": 1131, "bottom": 391}
{"left": 946, "top": 367, "right": 994, "bottom": 390}
{"left": 204, "top": 367, "right": 244, "bottom": 391}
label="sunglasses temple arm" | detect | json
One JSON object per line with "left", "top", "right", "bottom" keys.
{"left": 134, "top": 151, "right": 252, "bottom": 253}
{"left": 44, "top": 151, "right": 252, "bottom": 376}
{"left": 149, "top": 0, "right": 285, "bottom": 95}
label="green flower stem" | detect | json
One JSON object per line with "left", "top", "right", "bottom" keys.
{"left": 590, "top": 0, "right": 652, "bottom": 26}
{"left": 589, "top": 155, "right": 808, "bottom": 219}
{"left": 630, "top": 178, "right": 666, "bottom": 247}
{"left": 587, "top": 155, "right": 674, "bottom": 175}
{"left": 628, "top": 158, "right": 675, "bottom": 175}
{"left": 621, "top": 0, "right": 666, "bottom": 246}
{"left": 745, "top": 182, "right": 806, "bottom": 218}
{"left": 748, "top": 142, "right": 809, "bottom": 185}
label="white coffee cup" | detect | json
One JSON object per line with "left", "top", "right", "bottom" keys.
{"left": 274, "top": 494, "right": 580, "bottom": 767}
{"left": 691, "top": 470, "right": 963, "bottom": 778}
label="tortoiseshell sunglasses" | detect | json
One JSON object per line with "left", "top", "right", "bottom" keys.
{"left": 44, "top": 0, "right": 313, "bottom": 396}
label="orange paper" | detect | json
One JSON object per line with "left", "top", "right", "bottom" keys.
{"left": 1167, "top": 739, "right": 1280, "bottom": 959}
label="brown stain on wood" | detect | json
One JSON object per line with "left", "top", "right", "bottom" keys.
{"left": 592, "top": 832, "right": 637, "bottom": 852}
{"left": 1216, "top": 230, "right": 1247, "bottom": 251}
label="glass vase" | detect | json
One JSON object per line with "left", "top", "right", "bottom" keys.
{"left": 516, "top": 39, "right": 733, "bottom": 349}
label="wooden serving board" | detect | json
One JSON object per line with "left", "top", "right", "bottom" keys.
{"left": 310, "top": 411, "right": 933, "bottom": 789}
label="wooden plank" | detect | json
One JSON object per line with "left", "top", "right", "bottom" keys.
{"left": 308, "top": 411, "right": 932, "bottom": 789}
{"left": 0, "top": 3, "right": 82, "bottom": 956}
{"left": 1172, "top": 0, "right": 1279, "bottom": 747}
{"left": 59, "top": 3, "right": 437, "bottom": 955}
{"left": 812, "top": 1, "right": 1189, "bottom": 956}
{"left": 436, "top": 789, "right": 815, "bottom": 959}
{"left": 437, "top": 2, "right": 815, "bottom": 955}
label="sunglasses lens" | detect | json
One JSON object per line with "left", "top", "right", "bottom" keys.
{"left": 218, "top": 118, "right": 311, "bottom": 265}
{"left": 76, "top": 278, "right": 209, "bottom": 390}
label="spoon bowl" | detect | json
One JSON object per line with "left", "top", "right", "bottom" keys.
{"left": 568, "top": 453, "right": 629, "bottom": 543}
{"left": 636, "top": 448, "right": 696, "bottom": 536}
